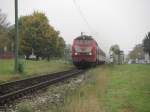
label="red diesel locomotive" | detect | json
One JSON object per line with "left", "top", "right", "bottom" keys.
{"left": 72, "top": 34, "right": 106, "bottom": 68}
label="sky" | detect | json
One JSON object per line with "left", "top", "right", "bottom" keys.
{"left": 0, "top": 0, "right": 150, "bottom": 54}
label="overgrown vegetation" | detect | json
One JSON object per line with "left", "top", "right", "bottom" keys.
{"left": 52, "top": 65, "right": 150, "bottom": 112}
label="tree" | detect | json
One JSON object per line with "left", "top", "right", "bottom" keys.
{"left": 18, "top": 11, "right": 65, "bottom": 60}
{"left": 56, "top": 37, "right": 65, "bottom": 57}
{"left": 143, "top": 32, "right": 150, "bottom": 56}
{"left": 129, "top": 44, "right": 144, "bottom": 60}
{"left": 0, "top": 9, "right": 9, "bottom": 27}
{"left": 109, "top": 44, "right": 120, "bottom": 64}
{"left": 110, "top": 44, "right": 120, "bottom": 55}
{"left": 0, "top": 9, "right": 10, "bottom": 50}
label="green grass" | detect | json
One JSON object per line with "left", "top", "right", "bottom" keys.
{"left": 106, "top": 64, "right": 150, "bottom": 112}
{"left": 0, "top": 59, "right": 72, "bottom": 83}
{"left": 51, "top": 64, "right": 150, "bottom": 112}
{"left": 50, "top": 66, "right": 108, "bottom": 112}
{"left": 17, "top": 102, "right": 34, "bottom": 112}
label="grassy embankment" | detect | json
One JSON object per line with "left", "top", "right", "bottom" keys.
{"left": 0, "top": 59, "right": 72, "bottom": 83}
{"left": 54, "top": 64, "right": 150, "bottom": 112}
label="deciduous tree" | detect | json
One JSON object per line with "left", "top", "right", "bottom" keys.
{"left": 18, "top": 11, "right": 65, "bottom": 60}
{"left": 129, "top": 44, "right": 144, "bottom": 60}
{"left": 109, "top": 44, "right": 120, "bottom": 64}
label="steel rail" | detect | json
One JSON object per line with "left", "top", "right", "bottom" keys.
{"left": 0, "top": 69, "right": 84, "bottom": 106}
{"left": 0, "top": 69, "right": 76, "bottom": 96}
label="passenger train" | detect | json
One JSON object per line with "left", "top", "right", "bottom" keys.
{"left": 72, "top": 34, "right": 106, "bottom": 68}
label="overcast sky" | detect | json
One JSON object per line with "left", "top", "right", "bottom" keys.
{"left": 1, "top": 0, "right": 150, "bottom": 54}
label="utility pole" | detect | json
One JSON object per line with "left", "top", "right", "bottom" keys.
{"left": 15, "top": 0, "right": 19, "bottom": 72}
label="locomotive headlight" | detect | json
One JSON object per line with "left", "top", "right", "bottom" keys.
{"left": 89, "top": 52, "right": 92, "bottom": 55}
{"left": 75, "top": 52, "right": 78, "bottom": 55}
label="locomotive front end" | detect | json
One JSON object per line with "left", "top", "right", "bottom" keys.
{"left": 72, "top": 35, "right": 97, "bottom": 68}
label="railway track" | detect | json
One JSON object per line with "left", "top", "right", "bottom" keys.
{"left": 0, "top": 69, "right": 85, "bottom": 107}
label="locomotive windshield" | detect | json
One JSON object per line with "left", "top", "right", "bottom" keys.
{"left": 75, "top": 40, "right": 92, "bottom": 45}
{"left": 75, "top": 35, "right": 93, "bottom": 45}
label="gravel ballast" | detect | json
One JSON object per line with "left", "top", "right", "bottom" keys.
{"left": 7, "top": 72, "right": 88, "bottom": 112}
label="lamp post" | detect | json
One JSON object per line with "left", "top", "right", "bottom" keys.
{"left": 15, "top": 0, "right": 19, "bottom": 72}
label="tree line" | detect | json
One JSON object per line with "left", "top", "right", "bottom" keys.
{"left": 0, "top": 9, "right": 65, "bottom": 60}
{"left": 109, "top": 32, "right": 150, "bottom": 64}
{"left": 129, "top": 32, "right": 150, "bottom": 62}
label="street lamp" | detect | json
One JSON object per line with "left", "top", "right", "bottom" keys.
{"left": 15, "top": 0, "right": 19, "bottom": 72}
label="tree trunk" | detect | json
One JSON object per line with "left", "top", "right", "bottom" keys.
{"left": 36, "top": 56, "right": 39, "bottom": 61}
{"left": 26, "top": 55, "right": 29, "bottom": 60}
{"left": 47, "top": 56, "right": 50, "bottom": 61}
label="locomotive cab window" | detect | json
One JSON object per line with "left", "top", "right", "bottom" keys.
{"left": 75, "top": 40, "right": 92, "bottom": 45}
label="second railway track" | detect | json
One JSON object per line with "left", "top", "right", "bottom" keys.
{"left": 0, "top": 69, "right": 85, "bottom": 106}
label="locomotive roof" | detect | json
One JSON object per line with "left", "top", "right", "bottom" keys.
{"left": 75, "top": 35, "right": 94, "bottom": 40}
